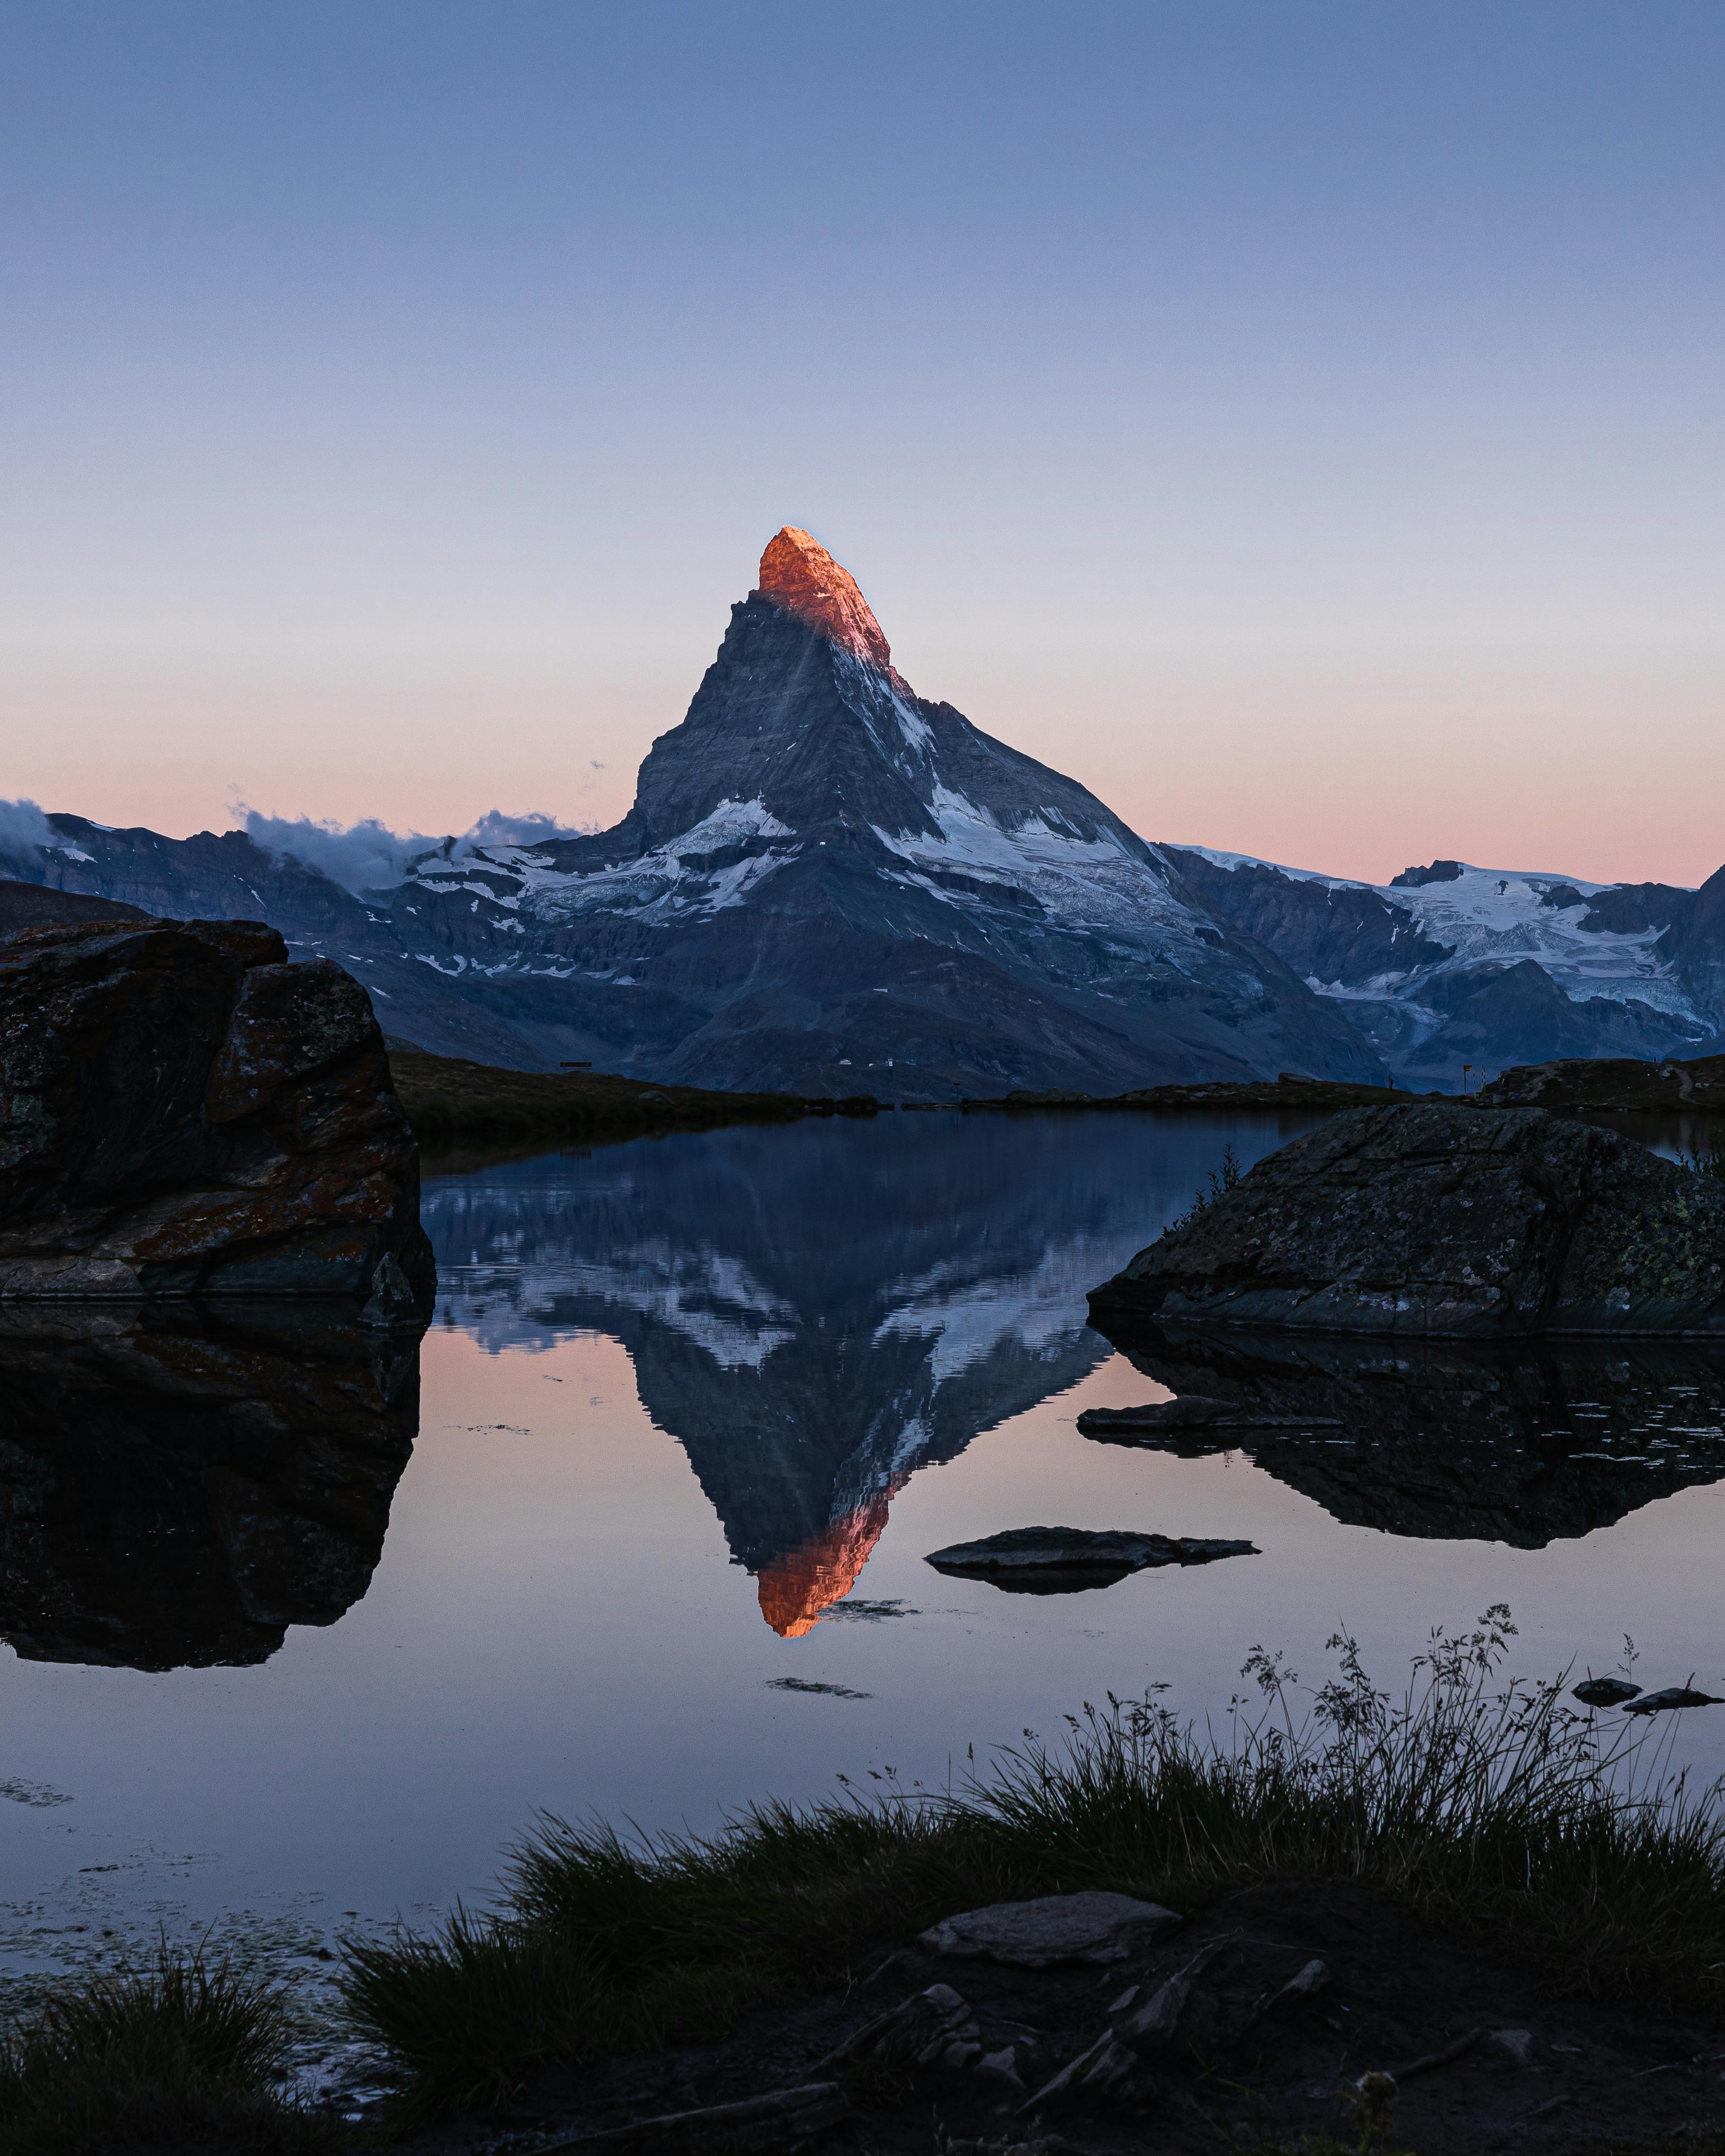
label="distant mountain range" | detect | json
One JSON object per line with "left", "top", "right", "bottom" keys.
{"left": 1165, "top": 850, "right": 1725, "bottom": 1086}
{"left": 11, "top": 526, "right": 1720, "bottom": 1093}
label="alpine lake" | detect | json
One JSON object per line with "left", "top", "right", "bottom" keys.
{"left": 1, "top": 1104, "right": 1722, "bottom": 2094}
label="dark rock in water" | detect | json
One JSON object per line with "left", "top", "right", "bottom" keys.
{"left": 1077, "top": 1397, "right": 1338, "bottom": 1434}
{"left": 925, "top": 1525, "right": 1255, "bottom": 1593}
{"left": 1572, "top": 1677, "right": 1642, "bottom": 1707}
{"left": 1089, "top": 1104, "right": 1725, "bottom": 1337}
{"left": 0, "top": 917, "right": 434, "bottom": 1307}
{"left": 1084, "top": 1320, "right": 1725, "bottom": 1548}
{"left": 0, "top": 1302, "right": 422, "bottom": 1668}
{"left": 1622, "top": 1685, "right": 1724, "bottom": 1715}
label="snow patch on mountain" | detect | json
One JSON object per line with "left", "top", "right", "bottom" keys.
{"left": 875, "top": 785, "right": 1205, "bottom": 944}
{"left": 1182, "top": 847, "right": 1702, "bottom": 1021}
{"left": 493, "top": 797, "right": 800, "bottom": 927}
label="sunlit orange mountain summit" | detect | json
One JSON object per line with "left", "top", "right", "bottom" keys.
{"left": 751, "top": 1493, "right": 895, "bottom": 1637}
{"left": 752, "top": 526, "right": 893, "bottom": 671}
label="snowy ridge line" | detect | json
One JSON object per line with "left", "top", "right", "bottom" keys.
{"left": 1181, "top": 846, "right": 1704, "bottom": 1019}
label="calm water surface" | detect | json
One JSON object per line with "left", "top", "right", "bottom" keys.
{"left": 1, "top": 1110, "right": 1722, "bottom": 1996}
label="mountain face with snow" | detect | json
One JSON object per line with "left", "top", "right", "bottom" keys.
{"left": 1165, "top": 848, "right": 1725, "bottom": 1087}
{"left": 23, "top": 529, "right": 1380, "bottom": 1098}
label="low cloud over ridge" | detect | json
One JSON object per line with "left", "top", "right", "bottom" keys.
{"left": 239, "top": 808, "right": 583, "bottom": 894}
{"left": 0, "top": 799, "right": 54, "bottom": 873}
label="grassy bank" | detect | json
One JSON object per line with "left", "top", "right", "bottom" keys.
{"left": 338, "top": 1615, "right": 1725, "bottom": 2124}
{"left": 386, "top": 1047, "right": 860, "bottom": 1146}
{"left": 0, "top": 1945, "right": 338, "bottom": 2156}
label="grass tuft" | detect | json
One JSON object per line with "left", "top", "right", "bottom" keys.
{"left": 339, "top": 1610, "right": 1725, "bottom": 2124}
{"left": 1168, "top": 1138, "right": 1244, "bottom": 1230}
{"left": 0, "top": 1940, "right": 337, "bottom": 2155}
{"left": 1681, "top": 1129, "right": 1725, "bottom": 1181}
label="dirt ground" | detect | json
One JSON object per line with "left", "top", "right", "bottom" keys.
{"left": 401, "top": 1880, "right": 1725, "bottom": 2155}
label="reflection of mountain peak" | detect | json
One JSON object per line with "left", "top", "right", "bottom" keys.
{"left": 425, "top": 1117, "right": 1245, "bottom": 1628}
{"left": 755, "top": 1496, "right": 893, "bottom": 1636}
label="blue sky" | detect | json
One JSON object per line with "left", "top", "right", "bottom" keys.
{"left": 3, "top": 2, "right": 1720, "bottom": 880}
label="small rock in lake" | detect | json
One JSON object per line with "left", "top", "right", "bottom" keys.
{"left": 1573, "top": 1677, "right": 1642, "bottom": 1706}
{"left": 1077, "top": 1398, "right": 1338, "bottom": 1436}
{"left": 921, "top": 1890, "right": 1180, "bottom": 1968}
{"left": 763, "top": 1677, "right": 872, "bottom": 1699}
{"left": 924, "top": 1526, "right": 1256, "bottom": 1594}
{"left": 1622, "top": 1685, "right": 1724, "bottom": 1714}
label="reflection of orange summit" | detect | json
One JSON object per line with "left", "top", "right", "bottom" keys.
{"left": 752, "top": 1495, "right": 892, "bottom": 1637}
{"left": 754, "top": 528, "right": 892, "bottom": 671}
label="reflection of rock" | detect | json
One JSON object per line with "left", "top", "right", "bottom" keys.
{"left": 925, "top": 1527, "right": 1256, "bottom": 1595}
{"left": 424, "top": 1115, "right": 1289, "bottom": 1630}
{"left": 1091, "top": 1105, "right": 1725, "bottom": 1337}
{"left": 0, "top": 1304, "right": 422, "bottom": 1668}
{"left": 0, "top": 917, "right": 434, "bottom": 1307}
{"left": 1087, "top": 1318, "right": 1725, "bottom": 1547}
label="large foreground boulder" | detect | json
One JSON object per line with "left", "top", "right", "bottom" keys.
{"left": 0, "top": 917, "right": 434, "bottom": 1310}
{"left": 1088, "top": 1104, "right": 1725, "bottom": 1337}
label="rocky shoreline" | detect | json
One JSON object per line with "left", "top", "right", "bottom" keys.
{"left": 378, "top": 1877, "right": 1725, "bottom": 2156}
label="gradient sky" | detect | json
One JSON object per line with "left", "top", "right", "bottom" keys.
{"left": 3, "top": 2, "right": 1720, "bottom": 884}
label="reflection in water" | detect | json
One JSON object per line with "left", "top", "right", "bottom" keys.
{"left": 423, "top": 1117, "right": 1292, "bottom": 1633}
{"left": 0, "top": 1305, "right": 423, "bottom": 1669}
{"left": 1088, "top": 1321, "right": 1725, "bottom": 1547}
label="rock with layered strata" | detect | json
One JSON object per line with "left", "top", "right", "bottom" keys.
{"left": 0, "top": 917, "right": 434, "bottom": 1310}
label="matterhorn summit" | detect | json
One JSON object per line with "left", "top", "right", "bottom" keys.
{"left": 754, "top": 526, "right": 894, "bottom": 670}
{"left": 24, "top": 529, "right": 1384, "bottom": 1095}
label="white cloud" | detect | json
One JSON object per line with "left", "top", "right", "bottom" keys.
{"left": 0, "top": 798, "right": 53, "bottom": 874}
{"left": 238, "top": 806, "right": 589, "bottom": 894}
